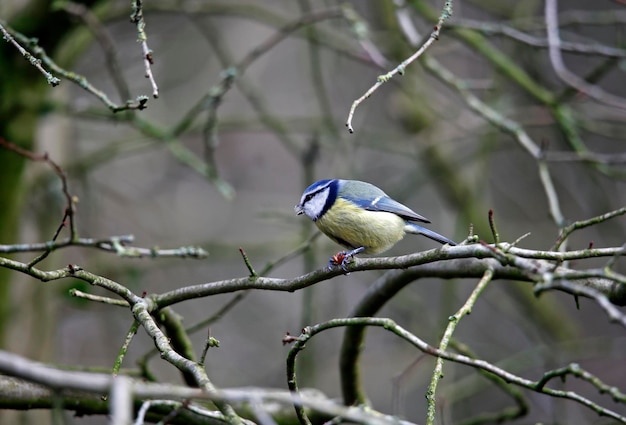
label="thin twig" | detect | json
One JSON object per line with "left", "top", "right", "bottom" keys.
{"left": 544, "top": 0, "right": 626, "bottom": 109}
{"left": 426, "top": 267, "right": 495, "bottom": 425}
{"left": 112, "top": 321, "right": 140, "bottom": 377}
{"left": 2, "top": 21, "right": 148, "bottom": 111}
{"left": 536, "top": 363, "right": 626, "bottom": 403}
{"left": 0, "top": 21, "right": 60, "bottom": 86}
{"left": 198, "top": 328, "right": 215, "bottom": 366}
{"left": 69, "top": 289, "right": 129, "bottom": 307}
{"left": 238, "top": 247, "right": 257, "bottom": 277}
{"left": 0, "top": 137, "right": 78, "bottom": 267}
{"left": 130, "top": 0, "right": 159, "bottom": 98}
{"left": 553, "top": 207, "right": 626, "bottom": 250}
{"left": 0, "top": 234, "right": 208, "bottom": 259}
{"left": 488, "top": 209, "right": 500, "bottom": 244}
{"left": 345, "top": 1, "right": 453, "bottom": 132}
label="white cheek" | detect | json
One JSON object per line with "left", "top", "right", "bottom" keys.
{"left": 304, "top": 188, "right": 329, "bottom": 220}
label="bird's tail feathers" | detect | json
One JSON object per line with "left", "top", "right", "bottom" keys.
{"left": 405, "top": 223, "right": 457, "bottom": 246}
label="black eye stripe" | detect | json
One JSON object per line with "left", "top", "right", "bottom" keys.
{"left": 304, "top": 185, "right": 330, "bottom": 203}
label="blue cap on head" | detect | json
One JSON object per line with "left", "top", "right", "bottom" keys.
{"left": 304, "top": 179, "right": 333, "bottom": 193}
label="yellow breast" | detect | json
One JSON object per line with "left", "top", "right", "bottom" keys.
{"left": 315, "top": 198, "right": 406, "bottom": 254}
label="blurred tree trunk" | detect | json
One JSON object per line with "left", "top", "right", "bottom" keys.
{"left": 0, "top": 0, "right": 99, "bottom": 346}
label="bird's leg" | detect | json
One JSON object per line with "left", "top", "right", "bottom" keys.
{"left": 328, "top": 252, "right": 348, "bottom": 270}
{"left": 328, "top": 247, "right": 365, "bottom": 272}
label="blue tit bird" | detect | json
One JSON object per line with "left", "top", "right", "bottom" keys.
{"left": 294, "top": 179, "right": 456, "bottom": 268}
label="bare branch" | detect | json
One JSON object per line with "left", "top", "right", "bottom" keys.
{"left": 449, "top": 18, "right": 626, "bottom": 58}
{"left": 0, "top": 137, "right": 77, "bottom": 267}
{"left": 130, "top": 0, "right": 159, "bottom": 98}
{"left": 545, "top": 0, "right": 626, "bottom": 109}
{"left": 553, "top": 207, "right": 626, "bottom": 250}
{"left": 0, "top": 21, "right": 148, "bottom": 111}
{"left": 288, "top": 318, "right": 626, "bottom": 423}
{"left": 0, "top": 21, "right": 60, "bottom": 86}
{"left": 0, "top": 352, "right": 414, "bottom": 425}
{"left": 0, "top": 233, "right": 208, "bottom": 259}
{"left": 345, "top": 0, "right": 454, "bottom": 133}
{"left": 427, "top": 267, "right": 495, "bottom": 424}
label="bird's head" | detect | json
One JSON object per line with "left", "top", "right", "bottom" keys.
{"left": 294, "top": 179, "right": 338, "bottom": 221}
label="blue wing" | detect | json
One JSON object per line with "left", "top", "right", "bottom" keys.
{"left": 361, "top": 196, "right": 431, "bottom": 223}
{"left": 338, "top": 180, "right": 431, "bottom": 223}
{"left": 342, "top": 189, "right": 430, "bottom": 223}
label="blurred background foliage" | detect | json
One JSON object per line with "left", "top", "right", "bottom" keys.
{"left": 0, "top": 0, "right": 625, "bottom": 424}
